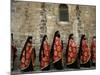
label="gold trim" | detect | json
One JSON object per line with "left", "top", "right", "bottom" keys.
{"left": 53, "top": 58, "right": 62, "bottom": 63}
{"left": 41, "top": 64, "right": 49, "bottom": 70}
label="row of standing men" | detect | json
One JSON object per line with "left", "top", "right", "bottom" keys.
{"left": 11, "top": 31, "right": 96, "bottom": 72}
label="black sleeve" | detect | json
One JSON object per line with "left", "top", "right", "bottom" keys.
{"left": 39, "top": 48, "right": 42, "bottom": 62}
{"left": 61, "top": 40, "right": 63, "bottom": 50}
{"left": 33, "top": 48, "right": 36, "bottom": 60}
{"left": 78, "top": 46, "right": 81, "bottom": 60}
{"left": 50, "top": 44, "right": 54, "bottom": 59}
{"left": 20, "top": 50, "right": 23, "bottom": 60}
{"left": 66, "top": 41, "right": 69, "bottom": 62}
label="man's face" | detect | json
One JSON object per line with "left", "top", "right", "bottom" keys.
{"left": 93, "top": 38, "right": 96, "bottom": 41}
{"left": 58, "top": 32, "right": 60, "bottom": 35}
{"left": 45, "top": 37, "right": 48, "bottom": 41}
{"left": 29, "top": 38, "right": 32, "bottom": 44}
{"left": 71, "top": 35, "right": 74, "bottom": 39}
{"left": 83, "top": 36, "right": 86, "bottom": 40}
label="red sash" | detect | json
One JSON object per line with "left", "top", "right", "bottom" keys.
{"left": 53, "top": 37, "right": 62, "bottom": 63}
{"left": 80, "top": 40, "right": 91, "bottom": 64}
{"left": 20, "top": 46, "right": 35, "bottom": 70}
{"left": 67, "top": 39, "right": 77, "bottom": 65}
{"left": 40, "top": 41, "right": 50, "bottom": 70}
{"left": 91, "top": 40, "right": 96, "bottom": 63}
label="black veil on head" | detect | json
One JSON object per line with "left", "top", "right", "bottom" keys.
{"left": 39, "top": 35, "right": 47, "bottom": 61}
{"left": 11, "top": 33, "right": 13, "bottom": 42}
{"left": 78, "top": 34, "right": 85, "bottom": 58}
{"left": 51, "top": 31, "right": 60, "bottom": 57}
{"left": 40, "top": 35, "right": 47, "bottom": 53}
{"left": 20, "top": 36, "right": 32, "bottom": 60}
{"left": 11, "top": 33, "right": 14, "bottom": 46}
{"left": 92, "top": 36, "right": 96, "bottom": 44}
{"left": 93, "top": 36, "right": 96, "bottom": 39}
{"left": 66, "top": 33, "right": 73, "bottom": 58}
{"left": 66, "top": 33, "right": 74, "bottom": 51}
{"left": 26, "top": 36, "right": 32, "bottom": 44}
{"left": 80, "top": 34, "right": 85, "bottom": 47}
{"left": 68, "top": 34, "right": 73, "bottom": 40}
{"left": 55, "top": 31, "right": 60, "bottom": 38}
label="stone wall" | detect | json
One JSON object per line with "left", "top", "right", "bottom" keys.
{"left": 11, "top": 1, "right": 96, "bottom": 56}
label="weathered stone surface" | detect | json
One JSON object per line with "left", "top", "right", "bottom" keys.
{"left": 11, "top": 1, "right": 96, "bottom": 71}
{"left": 11, "top": 1, "right": 96, "bottom": 52}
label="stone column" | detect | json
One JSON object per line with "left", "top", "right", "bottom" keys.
{"left": 39, "top": 3, "right": 47, "bottom": 42}
{"left": 75, "top": 5, "right": 84, "bottom": 45}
